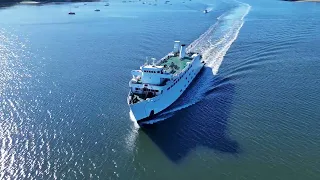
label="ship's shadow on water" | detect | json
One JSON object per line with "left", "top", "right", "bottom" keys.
{"left": 141, "top": 67, "right": 240, "bottom": 163}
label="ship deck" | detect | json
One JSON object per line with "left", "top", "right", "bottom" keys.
{"left": 159, "top": 55, "right": 193, "bottom": 74}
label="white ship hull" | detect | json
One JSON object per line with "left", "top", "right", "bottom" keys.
{"left": 128, "top": 56, "right": 205, "bottom": 122}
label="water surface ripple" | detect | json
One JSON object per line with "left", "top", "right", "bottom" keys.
{"left": 0, "top": 0, "right": 320, "bottom": 179}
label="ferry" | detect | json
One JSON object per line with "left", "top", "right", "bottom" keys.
{"left": 127, "top": 41, "right": 205, "bottom": 122}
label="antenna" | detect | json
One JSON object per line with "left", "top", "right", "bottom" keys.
{"left": 151, "top": 58, "right": 156, "bottom": 66}
{"left": 145, "top": 57, "right": 149, "bottom": 65}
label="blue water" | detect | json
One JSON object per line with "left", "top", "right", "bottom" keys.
{"left": 1, "top": 0, "right": 320, "bottom": 179}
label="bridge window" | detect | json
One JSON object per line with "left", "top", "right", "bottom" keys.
{"left": 157, "top": 71, "right": 160, "bottom": 73}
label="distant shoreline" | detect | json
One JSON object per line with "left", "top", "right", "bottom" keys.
{"left": 20, "top": 1, "right": 40, "bottom": 4}
{"left": 0, "top": 0, "right": 99, "bottom": 8}
{"left": 298, "top": 0, "right": 320, "bottom": 2}
{"left": 283, "top": 0, "right": 320, "bottom": 2}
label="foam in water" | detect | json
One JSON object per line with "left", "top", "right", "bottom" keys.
{"left": 129, "top": 110, "right": 141, "bottom": 128}
{"left": 188, "top": 2, "right": 251, "bottom": 75}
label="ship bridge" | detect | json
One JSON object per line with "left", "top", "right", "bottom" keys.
{"left": 130, "top": 63, "right": 172, "bottom": 85}
{"left": 128, "top": 40, "right": 202, "bottom": 104}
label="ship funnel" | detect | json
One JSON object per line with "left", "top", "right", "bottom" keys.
{"left": 173, "top": 41, "right": 180, "bottom": 53}
{"left": 179, "top": 44, "right": 186, "bottom": 59}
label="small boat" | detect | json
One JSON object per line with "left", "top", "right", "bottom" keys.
{"left": 68, "top": 6, "right": 75, "bottom": 15}
{"left": 105, "top": 0, "right": 110, "bottom": 6}
{"left": 203, "top": 9, "right": 208, "bottom": 14}
{"left": 95, "top": 9, "right": 100, "bottom": 12}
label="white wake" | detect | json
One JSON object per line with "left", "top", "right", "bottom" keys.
{"left": 188, "top": 2, "right": 251, "bottom": 75}
{"left": 134, "top": 2, "right": 251, "bottom": 125}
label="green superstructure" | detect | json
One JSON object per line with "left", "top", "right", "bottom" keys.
{"left": 159, "top": 55, "right": 193, "bottom": 74}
